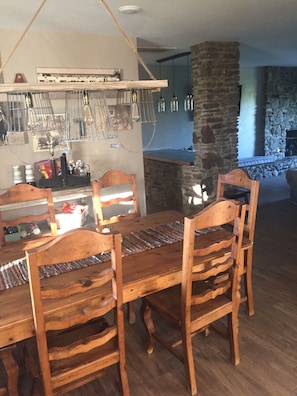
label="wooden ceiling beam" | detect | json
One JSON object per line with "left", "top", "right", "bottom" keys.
{"left": 0, "top": 80, "right": 168, "bottom": 93}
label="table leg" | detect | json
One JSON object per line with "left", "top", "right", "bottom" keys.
{"left": 127, "top": 301, "right": 136, "bottom": 324}
{"left": 0, "top": 344, "right": 19, "bottom": 396}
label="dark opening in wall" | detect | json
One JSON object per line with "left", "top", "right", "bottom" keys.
{"left": 286, "top": 130, "right": 297, "bottom": 156}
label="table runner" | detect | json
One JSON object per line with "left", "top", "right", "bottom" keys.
{"left": 0, "top": 221, "right": 217, "bottom": 290}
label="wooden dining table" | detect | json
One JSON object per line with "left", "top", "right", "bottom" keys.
{"left": 0, "top": 209, "right": 251, "bottom": 394}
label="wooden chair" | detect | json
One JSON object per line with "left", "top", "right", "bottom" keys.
{"left": 25, "top": 228, "right": 130, "bottom": 396}
{"left": 216, "top": 168, "right": 260, "bottom": 316}
{"left": 141, "top": 199, "right": 247, "bottom": 395}
{"left": 92, "top": 169, "right": 140, "bottom": 228}
{"left": 0, "top": 184, "right": 58, "bottom": 394}
{"left": 0, "top": 183, "right": 58, "bottom": 248}
{"left": 92, "top": 169, "right": 140, "bottom": 324}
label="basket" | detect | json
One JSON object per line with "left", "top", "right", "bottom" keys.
{"left": 55, "top": 205, "right": 88, "bottom": 231}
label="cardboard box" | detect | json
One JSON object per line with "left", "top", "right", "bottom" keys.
{"left": 55, "top": 205, "right": 88, "bottom": 231}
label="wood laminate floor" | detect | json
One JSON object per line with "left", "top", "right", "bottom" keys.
{"left": 4, "top": 175, "right": 297, "bottom": 395}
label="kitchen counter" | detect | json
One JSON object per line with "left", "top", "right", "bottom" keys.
{"left": 143, "top": 149, "right": 195, "bottom": 165}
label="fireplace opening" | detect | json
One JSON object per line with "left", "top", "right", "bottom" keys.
{"left": 286, "top": 130, "right": 297, "bottom": 156}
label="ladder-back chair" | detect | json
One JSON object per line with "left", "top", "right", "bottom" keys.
{"left": 92, "top": 169, "right": 140, "bottom": 324}
{"left": 25, "top": 228, "right": 130, "bottom": 396}
{"left": 92, "top": 169, "right": 140, "bottom": 228}
{"left": 0, "top": 183, "right": 58, "bottom": 248}
{"left": 0, "top": 184, "right": 58, "bottom": 394}
{"left": 141, "top": 199, "right": 246, "bottom": 395}
{"left": 216, "top": 168, "right": 260, "bottom": 315}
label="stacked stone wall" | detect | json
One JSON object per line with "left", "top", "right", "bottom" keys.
{"left": 264, "top": 67, "right": 297, "bottom": 158}
{"left": 242, "top": 157, "right": 297, "bottom": 179}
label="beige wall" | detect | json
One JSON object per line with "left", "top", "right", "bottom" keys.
{"left": 0, "top": 29, "right": 146, "bottom": 214}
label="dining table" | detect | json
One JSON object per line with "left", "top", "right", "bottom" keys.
{"left": 0, "top": 209, "right": 251, "bottom": 394}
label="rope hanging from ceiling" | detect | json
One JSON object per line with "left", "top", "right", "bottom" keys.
{"left": 0, "top": 0, "right": 47, "bottom": 76}
{"left": 99, "top": 0, "right": 156, "bottom": 81}
{"left": 0, "top": 0, "right": 156, "bottom": 82}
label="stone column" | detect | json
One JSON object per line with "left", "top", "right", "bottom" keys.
{"left": 182, "top": 41, "right": 240, "bottom": 214}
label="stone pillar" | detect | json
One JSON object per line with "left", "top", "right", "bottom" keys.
{"left": 182, "top": 41, "right": 240, "bottom": 215}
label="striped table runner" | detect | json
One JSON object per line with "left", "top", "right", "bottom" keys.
{"left": 0, "top": 221, "right": 217, "bottom": 290}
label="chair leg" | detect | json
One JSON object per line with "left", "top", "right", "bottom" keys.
{"left": 140, "top": 300, "right": 156, "bottom": 354}
{"left": 24, "top": 340, "right": 44, "bottom": 396}
{"left": 228, "top": 310, "right": 240, "bottom": 366}
{"left": 0, "top": 345, "right": 19, "bottom": 396}
{"left": 116, "top": 361, "right": 130, "bottom": 396}
{"left": 182, "top": 330, "right": 198, "bottom": 396}
{"left": 245, "top": 248, "right": 255, "bottom": 316}
{"left": 127, "top": 302, "right": 136, "bottom": 324}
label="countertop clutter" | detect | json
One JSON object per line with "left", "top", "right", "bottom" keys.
{"left": 38, "top": 152, "right": 91, "bottom": 189}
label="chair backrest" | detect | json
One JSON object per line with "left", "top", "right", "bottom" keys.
{"left": 0, "top": 183, "right": 58, "bottom": 247}
{"left": 216, "top": 168, "right": 260, "bottom": 242}
{"left": 92, "top": 169, "right": 140, "bottom": 227}
{"left": 26, "top": 228, "right": 129, "bottom": 395}
{"left": 181, "top": 199, "right": 247, "bottom": 329}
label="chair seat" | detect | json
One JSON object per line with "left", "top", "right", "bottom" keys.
{"left": 145, "top": 283, "right": 233, "bottom": 330}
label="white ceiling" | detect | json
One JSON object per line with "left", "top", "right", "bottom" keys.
{"left": 1, "top": 0, "right": 297, "bottom": 66}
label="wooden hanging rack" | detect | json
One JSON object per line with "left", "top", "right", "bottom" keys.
{"left": 0, "top": 80, "right": 168, "bottom": 94}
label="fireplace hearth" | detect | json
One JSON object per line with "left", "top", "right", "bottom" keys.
{"left": 286, "top": 130, "right": 297, "bottom": 156}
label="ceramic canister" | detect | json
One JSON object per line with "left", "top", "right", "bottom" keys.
{"left": 12, "top": 165, "right": 24, "bottom": 184}
{"left": 25, "top": 164, "right": 35, "bottom": 184}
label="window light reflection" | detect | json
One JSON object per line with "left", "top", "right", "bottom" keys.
{"left": 187, "top": 183, "right": 209, "bottom": 206}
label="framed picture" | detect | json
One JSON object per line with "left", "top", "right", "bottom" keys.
{"left": 109, "top": 105, "right": 132, "bottom": 131}
{"left": 32, "top": 130, "right": 61, "bottom": 152}
{"left": 32, "top": 114, "right": 65, "bottom": 152}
